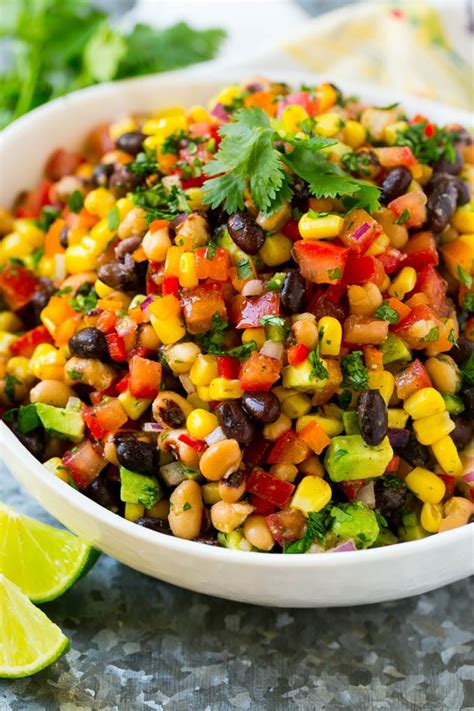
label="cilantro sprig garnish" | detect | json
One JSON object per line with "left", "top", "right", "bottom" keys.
{"left": 341, "top": 351, "right": 369, "bottom": 391}
{"left": 202, "top": 107, "right": 381, "bottom": 215}
{"left": 394, "top": 122, "right": 457, "bottom": 165}
{"left": 132, "top": 182, "right": 191, "bottom": 223}
{"left": 196, "top": 314, "right": 257, "bottom": 359}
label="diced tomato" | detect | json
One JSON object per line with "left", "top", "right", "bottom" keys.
{"left": 437, "top": 473, "right": 456, "bottom": 498}
{"left": 375, "top": 146, "right": 416, "bottom": 167}
{"left": 265, "top": 509, "right": 306, "bottom": 546}
{"left": 217, "top": 355, "right": 240, "bottom": 379}
{"left": 96, "top": 310, "right": 117, "bottom": 334}
{"left": 395, "top": 359, "right": 432, "bottom": 399}
{"left": 106, "top": 332, "right": 128, "bottom": 362}
{"left": 342, "top": 254, "right": 386, "bottom": 287}
{"left": 385, "top": 455, "right": 401, "bottom": 473}
{"left": 294, "top": 241, "right": 348, "bottom": 285}
{"left": 338, "top": 479, "right": 366, "bottom": 501}
{"left": 178, "top": 433, "right": 207, "bottom": 453}
{"left": 287, "top": 343, "right": 310, "bottom": 366}
{"left": 180, "top": 176, "right": 207, "bottom": 189}
{"left": 181, "top": 283, "right": 227, "bottom": 335}
{"left": 83, "top": 398, "right": 128, "bottom": 439}
{"left": 325, "top": 284, "right": 346, "bottom": 304}
{"left": 15, "top": 180, "right": 53, "bottom": 218}
{"left": 248, "top": 494, "right": 277, "bottom": 516}
{"left": 340, "top": 209, "right": 382, "bottom": 254}
{"left": 378, "top": 248, "right": 406, "bottom": 275}
{"left": 388, "top": 191, "right": 427, "bottom": 229}
{"left": 62, "top": 440, "right": 106, "bottom": 489}
{"left": 244, "top": 437, "right": 273, "bottom": 465}
{"left": 0, "top": 264, "right": 40, "bottom": 311}
{"left": 267, "top": 430, "right": 310, "bottom": 464}
{"left": 195, "top": 247, "right": 230, "bottom": 281}
{"left": 413, "top": 265, "right": 448, "bottom": 316}
{"left": 115, "top": 373, "right": 130, "bottom": 394}
{"left": 247, "top": 468, "right": 295, "bottom": 507}
{"left": 236, "top": 292, "right": 280, "bottom": 329}
{"left": 282, "top": 218, "right": 301, "bottom": 241}
{"left": 128, "top": 355, "right": 162, "bottom": 399}
{"left": 343, "top": 315, "right": 389, "bottom": 345}
{"left": 392, "top": 304, "right": 441, "bottom": 349}
{"left": 403, "top": 231, "right": 439, "bottom": 271}
{"left": 45, "top": 148, "right": 82, "bottom": 181}
{"left": 10, "top": 325, "right": 53, "bottom": 358}
{"left": 239, "top": 352, "right": 281, "bottom": 392}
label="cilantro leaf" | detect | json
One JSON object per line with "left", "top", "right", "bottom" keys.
{"left": 68, "top": 190, "right": 84, "bottom": 213}
{"left": 309, "top": 350, "right": 329, "bottom": 380}
{"left": 457, "top": 265, "right": 473, "bottom": 289}
{"left": 394, "top": 122, "right": 457, "bottom": 165}
{"left": 284, "top": 507, "right": 333, "bottom": 553}
{"left": 5, "top": 374, "right": 20, "bottom": 402}
{"left": 394, "top": 208, "right": 410, "bottom": 225}
{"left": 107, "top": 205, "right": 120, "bottom": 231}
{"left": 36, "top": 206, "right": 60, "bottom": 232}
{"left": 260, "top": 315, "right": 286, "bottom": 328}
{"left": 375, "top": 302, "right": 400, "bottom": 325}
{"left": 70, "top": 284, "right": 98, "bottom": 313}
{"left": 461, "top": 353, "right": 474, "bottom": 386}
{"left": 18, "top": 404, "right": 40, "bottom": 434}
{"left": 236, "top": 258, "right": 254, "bottom": 280}
{"left": 341, "top": 351, "right": 369, "bottom": 391}
{"left": 463, "top": 292, "right": 474, "bottom": 313}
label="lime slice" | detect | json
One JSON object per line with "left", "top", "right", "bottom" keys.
{"left": 0, "top": 573, "right": 69, "bottom": 678}
{"left": 0, "top": 503, "right": 99, "bottom": 603}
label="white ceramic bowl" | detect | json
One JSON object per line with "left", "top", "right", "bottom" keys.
{"left": 1, "top": 70, "right": 473, "bottom": 607}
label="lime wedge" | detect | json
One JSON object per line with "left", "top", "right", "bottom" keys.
{"left": 0, "top": 503, "right": 99, "bottom": 603}
{"left": 0, "top": 573, "right": 69, "bottom": 678}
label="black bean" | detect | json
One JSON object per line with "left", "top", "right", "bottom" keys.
{"left": 462, "top": 387, "right": 474, "bottom": 418}
{"left": 115, "top": 435, "right": 157, "bottom": 476}
{"left": 374, "top": 477, "right": 409, "bottom": 521}
{"left": 454, "top": 177, "right": 471, "bottom": 206}
{"left": 450, "top": 337, "right": 474, "bottom": 366}
{"left": 6, "top": 414, "right": 45, "bottom": 461}
{"left": 402, "top": 432, "right": 432, "bottom": 468}
{"left": 116, "top": 131, "right": 146, "bottom": 156}
{"left": 86, "top": 477, "right": 120, "bottom": 511}
{"left": 434, "top": 147, "right": 463, "bottom": 175}
{"left": 114, "top": 236, "right": 142, "bottom": 261}
{"left": 215, "top": 400, "right": 255, "bottom": 446}
{"left": 429, "top": 172, "right": 471, "bottom": 206}
{"left": 108, "top": 165, "right": 142, "bottom": 197}
{"left": 134, "top": 517, "right": 170, "bottom": 533}
{"left": 427, "top": 179, "right": 458, "bottom": 232}
{"left": 356, "top": 390, "right": 387, "bottom": 446}
{"left": 92, "top": 163, "right": 114, "bottom": 187}
{"left": 387, "top": 428, "right": 410, "bottom": 449}
{"left": 280, "top": 270, "right": 306, "bottom": 314}
{"left": 291, "top": 176, "right": 311, "bottom": 210}
{"left": 241, "top": 391, "right": 281, "bottom": 424}
{"left": 451, "top": 416, "right": 473, "bottom": 450}
{"left": 227, "top": 213, "right": 265, "bottom": 255}
{"left": 380, "top": 167, "right": 412, "bottom": 204}
{"left": 59, "top": 226, "right": 69, "bottom": 249}
{"left": 98, "top": 254, "right": 138, "bottom": 291}
{"left": 69, "top": 327, "right": 108, "bottom": 360}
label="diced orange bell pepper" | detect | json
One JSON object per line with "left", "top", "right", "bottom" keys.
{"left": 297, "top": 421, "right": 331, "bottom": 455}
{"left": 244, "top": 91, "right": 277, "bottom": 116}
{"left": 385, "top": 297, "right": 411, "bottom": 322}
{"left": 41, "top": 295, "right": 77, "bottom": 336}
{"left": 363, "top": 345, "right": 384, "bottom": 371}
{"left": 54, "top": 316, "right": 80, "bottom": 347}
{"left": 44, "top": 219, "right": 66, "bottom": 257}
{"left": 441, "top": 236, "right": 474, "bottom": 281}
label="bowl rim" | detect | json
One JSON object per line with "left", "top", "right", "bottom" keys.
{"left": 1, "top": 69, "right": 472, "bottom": 570}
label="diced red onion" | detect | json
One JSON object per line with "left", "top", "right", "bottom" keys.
{"left": 140, "top": 295, "right": 155, "bottom": 311}
{"left": 387, "top": 428, "right": 410, "bottom": 449}
{"left": 241, "top": 279, "right": 263, "bottom": 297}
{"left": 143, "top": 422, "right": 164, "bottom": 432}
{"left": 205, "top": 426, "right": 226, "bottom": 445}
{"left": 210, "top": 103, "right": 230, "bottom": 122}
{"left": 171, "top": 213, "right": 187, "bottom": 229}
{"left": 330, "top": 540, "right": 357, "bottom": 553}
{"left": 260, "top": 341, "right": 284, "bottom": 360}
{"left": 179, "top": 375, "right": 195, "bottom": 395}
{"left": 116, "top": 316, "right": 136, "bottom": 337}
{"left": 462, "top": 471, "right": 474, "bottom": 483}
{"left": 351, "top": 222, "right": 371, "bottom": 241}
{"left": 355, "top": 480, "right": 375, "bottom": 508}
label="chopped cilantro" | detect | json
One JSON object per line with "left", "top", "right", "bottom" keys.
{"left": 394, "top": 121, "right": 457, "bottom": 165}
{"left": 129, "top": 150, "right": 160, "bottom": 177}
{"left": 382, "top": 474, "right": 404, "bottom": 489}
{"left": 67, "top": 369, "right": 83, "bottom": 381}
{"left": 338, "top": 389, "right": 352, "bottom": 410}
{"left": 330, "top": 506, "right": 353, "bottom": 523}
{"left": 56, "top": 285, "right": 73, "bottom": 297}
{"left": 205, "top": 240, "right": 218, "bottom": 259}
{"left": 463, "top": 292, "right": 474, "bottom": 313}
{"left": 107, "top": 204, "right": 120, "bottom": 231}
{"left": 197, "top": 313, "right": 228, "bottom": 352}
{"left": 5, "top": 374, "right": 20, "bottom": 402}
{"left": 341, "top": 351, "right": 369, "bottom": 391}
{"left": 18, "top": 404, "right": 40, "bottom": 433}
{"left": 284, "top": 506, "right": 333, "bottom": 553}
{"left": 236, "top": 258, "right": 253, "bottom": 280}
{"left": 68, "top": 190, "right": 84, "bottom": 213}
{"left": 308, "top": 350, "right": 329, "bottom": 380}
{"left": 225, "top": 341, "right": 257, "bottom": 359}
{"left": 183, "top": 502, "right": 192, "bottom": 512}
{"left": 333, "top": 449, "right": 349, "bottom": 462}
{"left": 375, "top": 512, "right": 388, "bottom": 528}
{"left": 266, "top": 272, "right": 286, "bottom": 291}
{"left": 374, "top": 102, "right": 400, "bottom": 111}
{"left": 457, "top": 265, "right": 473, "bottom": 289}
{"left": 260, "top": 315, "right": 286, "bottom": 328}
{"left": 375, "top": 302, "right": 400, "bottom": 325}
{"left": 31, "top": 248, "right": 44, "bottom": 269}
{"left": 70, "top": 284, "right": 98, "bottom": 313}
{"left": 461, "top": 353, "right": 474, "bottom": 386}
{"left": 448, "top": 329, "right": 457, "bottom": 344}
{"left": 423, "top": 327, "right": 439, "bottom": 342}
{"left": 133, "top": 182, "right": 190, "bottom": 223}
{"left": 327, "top": 267, "right": 341, "bottom": 281}
{"left": 393, "top": 208, "right": 410, "bottom": 225}
{"left": 36, "top": 206, "right": 60, "bottom": 232}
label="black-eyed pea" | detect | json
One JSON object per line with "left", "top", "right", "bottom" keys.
{"left": 64, "top": 357, "right": 116, "bottom": 390}
{"left": 439, "top": 497, "right": 474, "bottom": 532}
{"left": 269, "top": 463, "right": 298, "bottom": 482}
{"left": 158, "top": 429, "right": 201, "bottom": 467}
{"left": 199, "top": 439, "right": 242, "bottom": 481}
{"left": 168, "top": 480, "right": 203, "bottom": 540}
{"left": 29, "top": 379, "right": 76, "bottom": 408}
{"left": 218, "top": 469, "right": 246, "bottom": 503}
{"left": 210, "top": 500, "right": 254, "bottom": 534}
{"left": 117, "top": 207, "right": 148, "bottom": 239}
{"left": 243, "top": 514, "right": 275, "bottom": 551}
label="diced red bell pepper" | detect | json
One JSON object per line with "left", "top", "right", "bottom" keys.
{"left": 437, "top": 473, "right": 456, "bottom": 498}
{"left": 15, "top": 180, "right": 53, "bottom": 218}
{"left": 62, "top": 440, "right": 106, "bottom": 489}
{"left": 248, "top": 494, "right": 277, "bottom": 516}
{"left": 10, "top": 325, "right": 53, "bottom": 358}
{"left": 385, "top": 455, "right": 401, "bottom": 473}
{"left": 106, "top": 332, "right": 128, "bottom": 362}
{"left": 162, "top": 275, "right": 180, "bottom": 296}
{"left": 96, "top": 310, "right": 117, "bottom": 334}
{"left": 378, "top": 248, "right": 406, "bottom": 275}
{"left": 195, "top": 247, "right": 230, "bottom": 281}
{"left": 338, "top": 479, "right": 366, "bottom": 501}
{"left": 178, "top": 433, "right": 207, "bottom": 453}
{"left": 265, "top": 509, "right": 306, "bottom": 546}
{"left": 413, "top": 265, "right": 448, "bottom": 316}
{"left": 325, "top": 284, "right": 346, "bottom": 304}
{"left": 128, "top": 355, "right": 162, "bottom": 399}
{"left": 282, "top": 218, "right": 301, "bottom": 241}
{"left": 115, "top": 373, "right": 130, "bottom": 394}
{"left": 375, "top": 146, "right": 416, "bottom": 168}
{"left": 340, "top": 209, "right": 382, "bottom": 254}
{"left": 239, "top": 352, "right": 281, "bottom": 392}
{"left": 45, "top": 148, "right": 83, "bottom": 181}
{"left": 388, "top": 191, "right": 427, "bottom": 229}
{"left": 294, "top": 240, "right": 348, "bottom": 285}
{"left": 217, "top": 355, "right": 240, "bottom": 379}
{"left": 180, "top": 176, "right": 207, "bottom": 189}
{"left": 342, "top": 254, "right": 386, "bottom": 287}
{"left": 244, "top": 437, "right": 273, "bottom": 465}
{"left": 392, "top": 304, "right": 441, "bottom": 349}
{"left": 246, "top": 468, "right": 295, "bottom": 507}
{"left": 236, "top": 292, "right": 280, "bottom": 329}
{"left": 403, "top": 231, "right": 439, "bottom": 271}
{"left": 83, "top": 398, "right": 128, "bottom": 439}
{"left": 394, "top": 358, "right": 432, "bottom": 400}
{"left": 287, "top": 343, "right": 310, "bottom": 366}
{"left": 267, "top": 430, "right": 310, "bottom": 465}
{"left": 181, "top": 283, "right": 227, "bottom": 335}
{"left": 0, "top": 264, "right": 40, "bottom": 311}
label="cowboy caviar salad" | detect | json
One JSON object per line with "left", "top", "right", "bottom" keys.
{"left": 1, "top": 78, "right": 473, "bottom": 553}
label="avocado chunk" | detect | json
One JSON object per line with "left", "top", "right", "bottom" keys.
{"left": 35, "top": 403, "right": 84, "bottom": 442}
{"left": 216, "top": 227, "right": 264, "bottom": 271}
{"left": 330, "top": 502, "right": 379, "bottom": 549}
{"left": 324, "top": 434, "right": 393, "bottom": 482}
{"left": 442, "top": 393, "right": 465, "bottom": 415}
{"left": 120, "top": 466, "right": 162, "bottom": 508}
{"left": 282, "top": 359, "right": 329, "bottom": 392}
{"left": 342, "top": 410, "right": 360, "bottom": 435}
{"left": 381, "top": 333, "right": 411, "bottom": 365}
{"left": 217, "top": 529, "right": 256, "bottom": 551}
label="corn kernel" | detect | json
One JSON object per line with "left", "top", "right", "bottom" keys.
{"left": 387, "top": 408, "right": 409, "bottom": 429}
{"left": 212, "top": 85, "right": 241, "bottom": 107}
{"left": 298, "top": 213, "right": 344, "bottom": 240}
{"left": 413, "top": 411, "right": 455, "bottom": 446}
{"left": 36, "top": 256, "right": 56, "bottom": 279}
{"left": 142, "top": 115, "right": 188, "bottom": 144}
{"left": 0, "top": 331, "right": 17, "bottom": 356}
{"left": 404, "top": 387, "right": 445, "bottom": 419}
{"left": 188, "top": 105, "right": 213, "bottom": 123}
{"left": 189, "top": 354, "right": 219, "bottom": 386}
{"left": 84, "top": 188, "right": 115, "bottom": 218}
{"left": 281, "top": 393, "right": 312, "bottom": 419}
{"left": 291, "top": 475, "right": 332, "bottom": 515}
{"left": 263, "top": 413, "right": 292, "bottom": 440}
{"left": 296, "top": 414, "right": 343, "bottom": 437}
{"left": 209, "top": 378, "right": 243, "bottom": 400}
{"left": 314, "top": 113, "right": 344, "bottom": 138}
{"left": 7, "top": 356, "right": 35, "bottom": 385}
{"left": 383, "top": 121, "right": 409, "bottom": 145}
{"left": 179, "top": 252, "right": 198, "bottom": 288}
{"left": 418, "top": 164, "right": 433, "bottom": 186}
{"left": 125, "top": 502, "right": 145, "bottom": 521}
{"left": 0, "top": 311, "right": 22, "bottom": 332}
{"left": 242, "top": 327, "right": 266, "bottom": 349}
{"left": 118, "top": 391, "right": 151, "bottom": 420}
{"left": 451, "top": 203, "right": 474, "bottom": 233}
{"left": 365, "top": 233, "right": 390, "bottom": 256}
{"left": 185, "top": 188, "right": 206, "bottom": 211}
{"left": 94, "top": 279, "right": 114, "bottom": 298}
{"left": 15, "top": 220, "right": 45, "bottom": 248}
{"left": 420, "top": 502, "right": 443, "bottom": 533}
{"left": 196, "top": 385, "right": 212, "bottom": 402}
{"left": 281, "top": 105, "right": 309, "bottom": 133}
{"left": 116, "top": 197, "right": 135, "bottom": 220}
{"left": 431, "top": 435, "right": 463, "bottom": 476}
{"left": 368, "top": 370, "right": 395, "bottom": 405}
{"left": 43, "top": 457, "right": 70, "bottom": 483}
{"left": 186, "top": 393, "right": 210, "bottom": 411}
{"left": 186, "top": 409, "right": 219, "bottom": 439}
{"left": 388, "top": 267, "right": 417, "bottom": 299}
{"left": 406, "top": 467, "right": 446, "bottom": 504}
{"left": 259, "top": 233, "right": 293, "bottom": 266}
{"left": 30, "top": 343, "right": 66, "bottom": 380}
{"left": 150, "top": 315, "right": 186, "bottom": 345}
{"left": 318, "top": 316, "right": 342, "bottom": 356}
{"left": 2, "top": 232, "right": 33, "bottom": 259}
{"left": 109, "top": 117, "right": 137, "bottom": 141}
{"left": 343, "top": 120, "right": 366, "bottom": 149}
{"left": 202, "top": 482, "right": 221, "bottom": 505}
{"left": 272, "top": 386, "right": 298, "bottom": 403}
{"left": 65, "top": 244, "right": 97, "bottom": 274}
